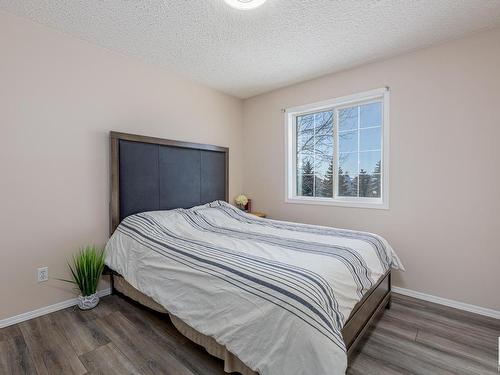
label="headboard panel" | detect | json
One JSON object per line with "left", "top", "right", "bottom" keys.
{"left": 110, "top": 131, "right": 228, "bottom": 234}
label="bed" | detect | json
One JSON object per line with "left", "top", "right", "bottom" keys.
{"left": 105, "top": 131, "right": 404, "bottom": 375}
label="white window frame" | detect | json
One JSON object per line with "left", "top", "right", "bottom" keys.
{"left": 285, "top": 87, "right": 390, "bottom": 209}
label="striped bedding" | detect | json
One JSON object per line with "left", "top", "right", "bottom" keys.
{"left": 105, "top": 200, "right": 404, "bottom": 375}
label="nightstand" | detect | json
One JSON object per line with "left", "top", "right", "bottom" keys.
{"left": 250, "top": 211, "right": 266, "bottom": 218}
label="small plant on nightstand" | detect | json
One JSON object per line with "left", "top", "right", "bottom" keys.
{"left": 59, "top": 245, "right": 106, "bottom": 310}
{"left": 235, "top": 194, "right": 249, "bottom": 211}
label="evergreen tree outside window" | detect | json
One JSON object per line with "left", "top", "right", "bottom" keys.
{"left": 287, "top": 88, "right": 389, "bottom": 209}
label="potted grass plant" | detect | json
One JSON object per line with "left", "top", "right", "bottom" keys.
{"left": 60, "top": 245, "right": 106, "bottom": 310}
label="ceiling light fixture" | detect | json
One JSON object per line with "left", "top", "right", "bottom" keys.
{"left": 224, "top": 0, "right": 267, "bottom": 10}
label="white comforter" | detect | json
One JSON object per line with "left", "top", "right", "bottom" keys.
{"left": 105, "top": 201, "right": 403, "bottom": 375}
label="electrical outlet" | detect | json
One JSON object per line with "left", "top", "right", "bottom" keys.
{"left": 37, "top": 267, "right": 48, "bottom": 282}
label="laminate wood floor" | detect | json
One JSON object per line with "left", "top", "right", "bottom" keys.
{"left": 1, "top": 293, "right": 499, "bottom": 374}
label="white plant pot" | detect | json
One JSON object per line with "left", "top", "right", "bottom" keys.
{"left": 77, "top": 293, "right": 99, "bottom": 310}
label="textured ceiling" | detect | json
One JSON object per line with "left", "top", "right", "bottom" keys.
{"left": 2, "top": 0, "right": 500, "bottom": 98}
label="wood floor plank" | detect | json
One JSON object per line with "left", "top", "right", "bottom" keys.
{"left": 388, "top": 298, "right": 500, "bottom": 357}
{"left": 416, "top": 328, "right": 499, "bottom": 373}
{"left": 79, "top": 342, "right": 141, "bottom": 374}
{"left": 350, "top": 325, "right": 497, "bottom": 375}
{"left": 348, "top": 351, "right": 409, "bottom": 375}
{"left": 393, "top": 294, "right": 500, "bottom": 331}
{"left": 392, "top": 294, "right": 500, "bottom": 336}
{"left": 52, "top": 307, "right": 110, "bottom": 356}
{"left": 175, "top": 339, "right": 228, "bottom": 375}
{"left": 370, "top": 312, "right": 419, "bottom": 341}
{"left": 0, "top": 334, "right": 38, "bottom": 375}
{"left": 112, "top": 295, "right": 227, "bottom": 374}
{"left": 117, "top": 299, "right": 190, "bottom": 345}
{"left": 0, "top": 325, "right": 23, "bottom": 343}
{"left": 94, "top": 311, "right": 196, "bottom": 375}
{"left": 19, "top": 314, "right": 87, "bottom": 375}
{"left": 116, "top": 301, "right": 225, "bottom": 375}
{"left": 351, "top": 329, "right": 459, "bottom": 375}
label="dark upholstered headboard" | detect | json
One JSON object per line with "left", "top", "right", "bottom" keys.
{"left": 110, "top": 131, "right": 228, "bottom": 234}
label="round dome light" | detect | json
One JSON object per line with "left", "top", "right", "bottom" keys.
{"left": 224, "top": 0, "right": 268, "bottom": 10}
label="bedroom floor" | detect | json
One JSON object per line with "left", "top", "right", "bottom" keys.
{"left": 1, "top": 294, "right": 498, "bottom": 375}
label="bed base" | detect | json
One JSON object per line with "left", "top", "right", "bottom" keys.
{"left": 342, "top": 270, "right": 391, "bottom": 362}
{"left": 105, "top": 268, "right": 391, "bottom": 365}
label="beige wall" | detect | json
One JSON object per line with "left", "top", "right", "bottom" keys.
{"left": 0, "top": 11, "right": 243, "bottom": 320}
{"left": 243, "top": 28, "right": 500, "bottom": 311}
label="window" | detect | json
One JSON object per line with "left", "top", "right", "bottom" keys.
{"left": 285, "top": 88, "right": 389, "bottom": 209}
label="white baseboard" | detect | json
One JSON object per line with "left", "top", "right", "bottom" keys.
{"left": 392, "top": 286, "right": 500, "bottom": 319}
{"left": 0, "top": 288, "right": 112, "bottom": 329}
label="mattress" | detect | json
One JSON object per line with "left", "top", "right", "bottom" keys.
{"left": 105, "top": 200, "right": 403, "bottom": 375}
